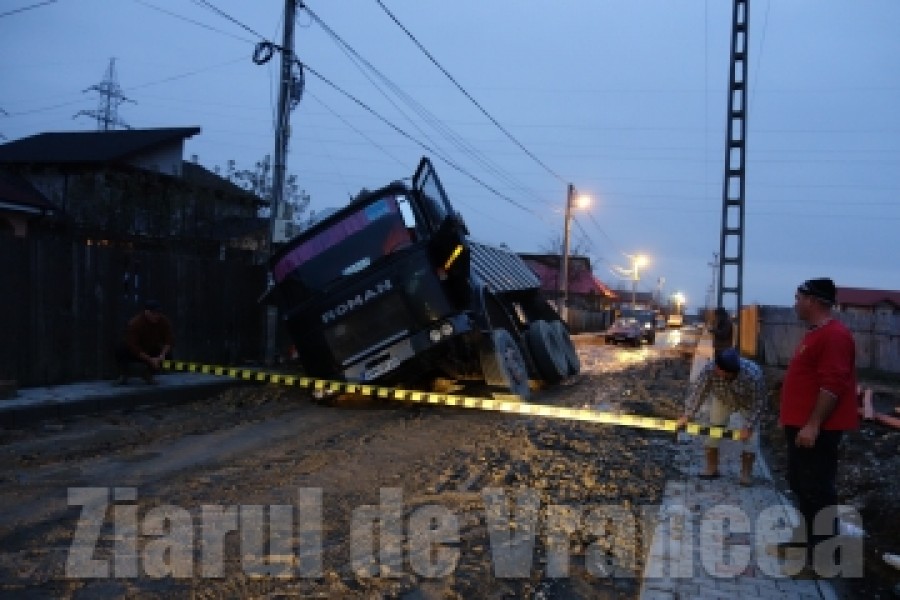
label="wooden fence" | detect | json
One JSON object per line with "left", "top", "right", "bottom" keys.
{"left": 567, "top": 307, "right": 615, "bottom": 333}
{"left": 752, "top": 305, "right": 900, "bottom": 374}
{"left": 0, "top": 235, "right": 267, "bottom": 387}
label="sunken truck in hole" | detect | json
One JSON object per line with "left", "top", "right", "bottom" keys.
{"left": 265, "top": 157, "right": 579, "bottom": 399}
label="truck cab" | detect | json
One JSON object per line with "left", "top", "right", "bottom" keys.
{"left": 267, "top": 158, "right": 580, "bottom": 398}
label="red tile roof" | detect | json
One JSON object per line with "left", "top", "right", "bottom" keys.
{"left": 520, "top": 255, "right": 616, "bottom": 298}
{"left": 836, "top": 287, "right": 900, "bottom": 308}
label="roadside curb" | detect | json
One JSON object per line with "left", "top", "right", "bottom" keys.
{"left": 0, "top": 375, "right": 241, "bottom": 428}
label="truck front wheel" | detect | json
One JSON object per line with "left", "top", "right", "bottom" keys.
{"left": 551, "top": 321, "right": 581, "bottom": 376}
{"left": 480, "top": 329, "right": 531, "bottom": 399}
{"left": 524, "top": 320, "right": 568, "bottom": 384}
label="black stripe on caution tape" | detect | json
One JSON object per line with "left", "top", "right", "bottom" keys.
{"left": 161, "top": 360, "right": 743, "bottom": 440}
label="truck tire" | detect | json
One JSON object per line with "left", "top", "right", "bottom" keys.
{"left": 524, "top": 320, "right": 568, "bottom": 383}
{"left": 552, "top": 320, "right": 581, "bottom": 376}
{"left": 480, "top": 329, "right": 531, "bottom": 399}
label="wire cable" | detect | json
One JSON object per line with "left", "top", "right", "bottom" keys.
{"left": 190, "top": 0, "right": 268, "bottom": 40}
{"left": 0, "top": 0, "right": 58, "bottom": 19}
{"left": 131, "top": 0, "right": 255, "bottom": 43}
{"left": 128, "top": 0, "right": 536, "bottom": 215}
{"left": 303, "top": 5, "right": 550, "bottom": 209}
{"left": 374, "top": 0, "right": 568, "bottom": 186}
{"left": 302, "top": 61, "right": 536, "bottom": 216}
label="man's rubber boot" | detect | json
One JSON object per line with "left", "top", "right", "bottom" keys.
{"left": 740, "top": 452, "right": 755, "bottom": 486}
{"left": 699, "top": 447, "right": 720, "bottom": 479}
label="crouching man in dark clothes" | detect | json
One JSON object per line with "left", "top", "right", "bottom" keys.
{"left": 114, "top": 299, "right": 174, "bottom": 385}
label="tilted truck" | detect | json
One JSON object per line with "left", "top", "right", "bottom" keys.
{"left": 266, "top": 157, "right": 580, "bottom": 399}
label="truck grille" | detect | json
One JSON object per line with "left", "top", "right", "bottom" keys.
{"left": 323, "top": 293, "right": 410, "bottom": 365}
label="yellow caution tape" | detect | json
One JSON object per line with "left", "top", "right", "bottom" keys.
{"left": 161, "top": 360, "right": 743, "bottom": 440}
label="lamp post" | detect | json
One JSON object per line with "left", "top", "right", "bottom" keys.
{"left": 672, "top": 291, "right": 686, "bottom": 315}
{"left": 560, "top": 184, "right": 591, "bottom": 323}
{"left": 630, "top": 254, "right": 648, "bottom": 309}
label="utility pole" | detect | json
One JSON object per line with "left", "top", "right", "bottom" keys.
{"left": 717, "top": 0, "right": 749, "bottom": 350}
{"left": 560, "top": 183, "right": 574, "bottom": 323}
{"left": 265, "top": 0, "right": 298, "bottom": 364}
{"left": 656, "top": 276, "right": 665, "bottom": 309}
{"left": 75, "top": 58, "right": 135, "bottom": 130}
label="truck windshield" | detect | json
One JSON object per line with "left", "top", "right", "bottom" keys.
{"left": 273, "top": 194, "right": 417, "bottom": 291}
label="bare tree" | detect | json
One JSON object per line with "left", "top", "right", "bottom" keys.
{"left": 225, "top": 155, "right": 310, "bottom": 224}
{"left": 543, "top": 233, "right": 593, "bottom": 263}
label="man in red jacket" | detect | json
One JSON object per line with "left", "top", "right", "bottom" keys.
{"left": 114, "top": 299, "right": 174, "bottom": 385}
{"left": 778, "top": 277, "right": 858, "bottom": 575}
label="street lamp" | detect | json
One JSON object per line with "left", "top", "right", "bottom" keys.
{"left": 560, "top": 184, "right": 591, "bottom": 322}
{"left": 630, "top": 253, "right": 648, "bottom": 309}
{"left": 672, "top": 291, "right": 686, "bottom": 314}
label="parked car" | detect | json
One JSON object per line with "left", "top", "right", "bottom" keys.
{"left": 667, "top": 313, "right": 683, "bottom": 328}
{"left": 618, "top": 308, "right": 657, "bottom": 344}
{"left": 604, "top": 317, "right": 644, "bottom": 347}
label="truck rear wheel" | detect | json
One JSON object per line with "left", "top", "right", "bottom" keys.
{"left": 552, "top": 321, "right": 581, "bottom": 376}
{"left": 524, "top": 320, "right": 568, "bottom": 383}
{"left": 480, "top": 329, "right": 531, "bottom": 399}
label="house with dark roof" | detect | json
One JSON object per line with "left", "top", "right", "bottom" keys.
{"left": 519, "top": 253, "right": 617, "bottom": 310}
{"left": 0, "top": 171, "right": 55, "bottom": 236}
{"left": 0, "top": 128, "right": 268, "bottom": 259}
{"left": 836, "top": 286, "right": 900, "bottom": 315}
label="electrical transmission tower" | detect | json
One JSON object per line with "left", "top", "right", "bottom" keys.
{"left": 75, "top": 58, "right": 135, "bottom": 131}
{"left": 717, "top": 0, "right": 749, "bottom": 346}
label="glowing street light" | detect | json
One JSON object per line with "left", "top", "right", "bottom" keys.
{"left": 672, "top": 291, "right": 686, "bottom": 314}
{"left": 629, "top": 253, "right": 648, "bottom": 309}
{"left": 560, "top": 184, "right": 591, "bottom": 323}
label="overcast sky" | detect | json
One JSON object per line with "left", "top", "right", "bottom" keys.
{"left": 2, "top": 0, "right": 898, "bottom": 310}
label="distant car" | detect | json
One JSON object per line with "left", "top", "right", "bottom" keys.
{"left": 618, "top": 308, "right": 657, "bottom": 344}
{"left": 604, "top": 317, "right": 644, "bottom": 347}
{"left": 667, "top": 314, "right": 683, "bottom": 328}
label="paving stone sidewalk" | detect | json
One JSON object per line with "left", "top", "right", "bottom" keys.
{"left": 638, "top": 337, "right": 841, "bottom": 600}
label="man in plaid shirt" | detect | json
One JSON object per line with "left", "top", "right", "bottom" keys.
{"left": 677, "top": 347, "right": 767, "bottom": 486}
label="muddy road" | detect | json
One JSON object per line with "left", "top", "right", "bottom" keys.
{"left": 0, "top": 339, "right": 701, "bottom": 598}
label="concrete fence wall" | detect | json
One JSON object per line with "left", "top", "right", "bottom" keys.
{"left": 754, "top": 305, "right": 900, "bottom": 373}
{"left": 566, "top": 307, "right": 615, "bottom": 334}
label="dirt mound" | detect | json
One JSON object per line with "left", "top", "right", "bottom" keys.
{"left": 761, "top": 371, "right": 900, "bottom": 599}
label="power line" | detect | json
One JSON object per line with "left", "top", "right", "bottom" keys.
{"left": 189, "top": 0, "right": 268, "bottom": 41}
{"left": 0, "top": 0, "right": 58, "bottom": 20}
{"left": 303, "top": 5, "right": 550, "bottom": 209}
{"left": 301, "top": 61, "right": 536, "bottom": 216}
{"left": 131, "top": 0, "right": 256, "bottom": 44}
{"left": 185, "top": 1, "right": 541, "bottom": 215}
{"left": 374, "top": 0, "right": 568, "bottom": 186}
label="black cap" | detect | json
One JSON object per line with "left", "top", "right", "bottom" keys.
{"left": 797, "top": 278, "right": 836, "bottom": 305}
{"left": 144, "top": 299, "right": 161, "bottom": 312}
{"left": 714, "top": 348, "right": 741, "bottom": 374}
